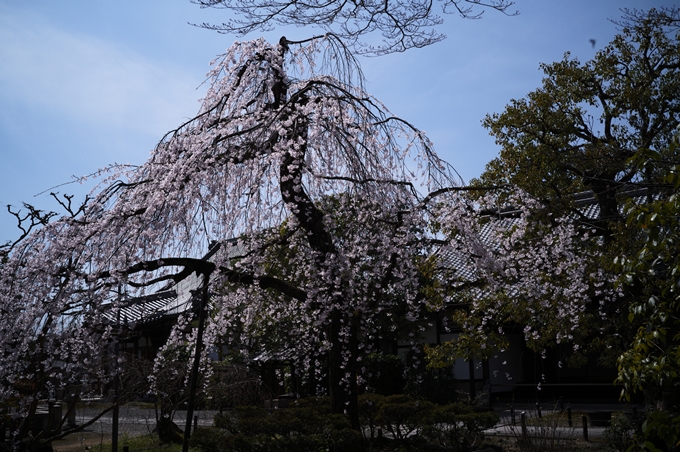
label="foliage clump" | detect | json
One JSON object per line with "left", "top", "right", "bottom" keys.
{"left": 192, "top": 397, "right": 361, "bottom": 452}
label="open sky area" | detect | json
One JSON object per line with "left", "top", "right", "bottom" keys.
{"left": 0, "top": 0, "right": 675, "bottom": 242}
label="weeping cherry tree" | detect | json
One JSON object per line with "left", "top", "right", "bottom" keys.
{"left": 0, "top": 34, "right": 459, "bottom": 450}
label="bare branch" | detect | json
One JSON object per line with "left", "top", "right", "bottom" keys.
{"left": 191, "top": 0, "right": 517, "bottom": 55}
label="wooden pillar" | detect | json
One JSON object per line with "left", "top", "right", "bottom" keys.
{"left": 468, "top": 356, "right": 476, "bottom": 399}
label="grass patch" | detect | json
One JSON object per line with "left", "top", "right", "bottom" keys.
{"left": 525, "top": 410, "right": 589, "bottom": 427}
{"left": 53, "top": 433, "right": 196, "bottom": 452}
{"left": 125, "top": 402, "right": 157, "bottom": 410}
{"left": 86, "top": 434, "right": 192, "bottom": 452}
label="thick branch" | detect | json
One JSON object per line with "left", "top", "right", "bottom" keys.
{"left": 97, "top": 258, "right": 216, "bottom": 283}
{"left": 420, "top": 184, "right": 510, "bottom": 206}
{"left": 219, "top": 266, "right": 308, "bottom": 301}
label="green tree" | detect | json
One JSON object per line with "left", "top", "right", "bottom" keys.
{"left": 614, "top": 134, "right": 680, "bottom": 451}
{"left": 463, "top": 8, "right": 680, "bottom": 447}
{"left": 475, "top": 7, "right": 680, "bottom": 231}
{"left": 463, "top": 7, "right": 680, "bottom": 365}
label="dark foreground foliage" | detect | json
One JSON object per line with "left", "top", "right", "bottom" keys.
{"left": 190, "top": 395, "right": 498, "bottom": 452}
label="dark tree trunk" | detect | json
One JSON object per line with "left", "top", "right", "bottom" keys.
{"left": 274, "top": 40, "right": 360, "bottom": 429}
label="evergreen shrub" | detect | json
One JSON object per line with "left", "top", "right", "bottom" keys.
{"left": 192, "top": 394, "right": 499, "bottom": 452}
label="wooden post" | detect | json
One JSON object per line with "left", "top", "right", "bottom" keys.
{"left": 482, "top": 359, "right": 491, "bottom": 410}
{"left": 47, "top": 400, "right": 55, "bottom": 435}
{"left": 1, "top": 405, "right": 6, "bottom": 441}
{"left": 511, "top": 406, "right": 516, "bottom": 426}
{"left": 468, "top": 356, "right": 476, "bottom": 399}
{"left": 520, "top": 412, "right": 527, "bottom": 439}
{"left": 66, "top": 387, "right": 79, "bottom": 428}
{"left": 567, "top": 406, "right": 572, "bottom": 427}
{"left": 112, "top": 342, "right": 119, "bottom": 452}
{"left": 582, "top": 415, "right": 589, "bottom": 442}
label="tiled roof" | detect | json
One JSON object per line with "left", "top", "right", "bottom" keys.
{"left": 435, "top": 217, "right": 516, "bottom": 284}
{"left": 434, "top": 188, "right": 657, "bottom": 291}
{"left": 573, "top": 187, "right": 655, "bottom": 219}
{"left": 103, "top": 290, "right": 181, "bottom": 326}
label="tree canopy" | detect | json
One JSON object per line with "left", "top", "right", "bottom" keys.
{"left": 425, "top": 189, "right": 618, "bottom": 370}
{"left": 453, "top": 7, "right": 680, "bottom": 374}
{"left": 613, "top": 133, "right": 680, "bottom": 447}
{"left": 467, "top": 7, "right": 680, "bottom": 363}
{"left": 474, "top": 7, "right": 680, "bottom": 230}
{"left": 452, "top": 9, "right": 680, "bottom": 445}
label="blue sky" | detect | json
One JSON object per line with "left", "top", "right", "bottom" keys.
{"left": 0, "top": 0, "right": 674, "bottom": 242}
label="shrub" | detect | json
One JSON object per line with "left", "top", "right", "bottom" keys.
{"left": 196, "top": 396, "right": 499, "bottom": 452}
{"left": 206, "top": 360, "right": 268, "bottom": 409}
{"left": 602, "top": 412, "right": 638, "bottom": 452}
{"left": 189, "top": 427, "right": 231, "bottom": 452}
{"left": 424, "top": 403, "right": 499, "bottom": 451}
{"left": 330, "top": 428, "right": 365, "bottom": 452}
{"left": 196, "top": 398, "right": 364, "bottom": 452}
{"left": 636, "top": 411, "right": 680, "bottom": 452}
{"left": 358, "top": 393, "right": 384, "bottom": 440}
{"left": 212, "top": 412, "right": 234, "bottom": 431}
{"left": 504, "top": 410, "right": 577, "bottom": 452}
{"left": 377, "top": 394, "right": 435, "bottom": 442}
{"left": 228, "top": 406, "right": 272, "bottom": 436}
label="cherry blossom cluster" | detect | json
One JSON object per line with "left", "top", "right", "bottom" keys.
{"left": 431, "top": 189, "right": 620, "bottom": 357}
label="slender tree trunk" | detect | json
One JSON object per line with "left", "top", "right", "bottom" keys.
{"left": 182, "top": 272, "right": 211, "bottom": 452}
{"left": 327, "top": 308, "right": 360, "bottom": 429}
{"left": 12, "top": 315, "right": 55, "bottom": 452}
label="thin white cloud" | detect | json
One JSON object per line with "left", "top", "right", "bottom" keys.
{"left": 0, "top": 4, "right": 202, "bottom": 137}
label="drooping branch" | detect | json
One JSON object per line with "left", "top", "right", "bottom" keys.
{"left": 419, "top": 184, "right": 510, "bottom": 206}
